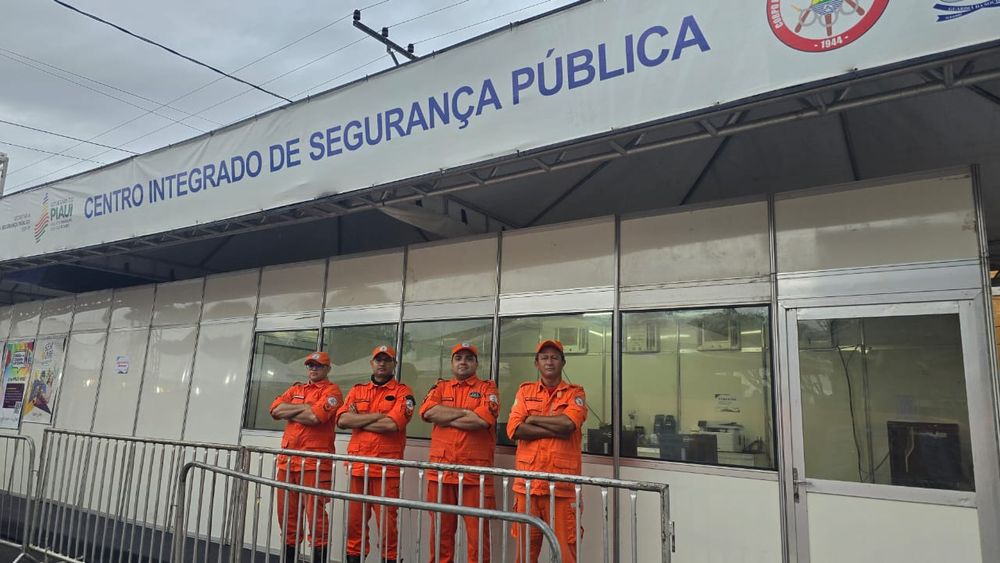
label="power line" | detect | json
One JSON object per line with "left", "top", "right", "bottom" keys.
{"left": 415, "top": 0, "right": 556, "bottom": 44}
{"left": 0, "top": 118, "right": 139, "bottom": 154}
{"left": 388, "top": 0, "right": 472, "bottom": 27}
{"left": 0, "top": 51, "right": 208, "bottom": 134}
{"left": 9, "top": 0, "right": 392, "bottom": 181}
{"left": 10, "top": 0, "right": 550, "bottom": 191}
{"left": 50, "top": 0, "right": 293, "bottom": 103}
{"left": 0, "top": 140, "right": 105, "bottom": 164}
{"left": 0, "top": 46, "right": 222, "bottom": 127}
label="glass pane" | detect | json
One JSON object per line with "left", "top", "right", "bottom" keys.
{"left": 322, "top": 323, "right": 398, "bottom": 433}
{"left": 405, "top": 237, "right": 497, "bottom": 302}
{"left": 797, "top": 314, "right": 974, "bottom": 491}
{"left": 500, "top": 218, "right": 614, "bottom": 294}
{"left": 620, "top": 202, "right": 770, "bottom": 286}
{"left": 776, "top": 175, "right": 977, "bottom": 272}
{"left": 497, "top": 313, "right": 612, "bottom": 454}
{"left": 399, "top": 318, "right": 493, "bottom": 438}
{"left": 244, "top": 330, "right": 319, "bottom": 431}
{"left": 622, "top": 307, "right": 774, "bottom": 468}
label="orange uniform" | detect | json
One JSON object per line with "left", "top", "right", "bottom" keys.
{"left": 507, "top": 379, "right": 587, "bottom": 563}
{"left": 336, "top": 377, "right": 414, "bottom": 561}
{"left": 420, "top": 375, "right": 499, "bottom": 563}
{"left": 270, "top": 377, "right": 343, "bottom": 548}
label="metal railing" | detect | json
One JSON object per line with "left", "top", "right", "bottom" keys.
{"left": 174, "top": 461, "right": 563, "bottom": 563}
{"left": 0, "top": 434, "right": 35, "bottom": 561}
{"left": 11, "top": 428, "right": 673, "bottom": 562}
{"left": 243, "top": 446, "right": 673, "bottom": 563}
{"left": 27, "top": 428, "right": 243, "bottom": 563}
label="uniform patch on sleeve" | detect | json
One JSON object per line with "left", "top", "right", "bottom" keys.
{"left": 405, "top": 395, "right": 415, "bottom": 414}
{"left": 574, "top": 396, "right": 585, "bottom": 407}
{"left": 488, "top": 394, "right": 498, "bottom": 404}
{"left": 327, "top": 396, "right": 339, "bottom": 407}
{"left": 469, "top": 391, "right": 482, "bottom": 399}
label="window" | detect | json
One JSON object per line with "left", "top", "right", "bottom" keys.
{"left": 497, "top": 313, "right": 612, "bottom": 454}
{"left": 621, "top": 307, "right": 775, "bottom": 469}
{"left": 322, "top": 323, "right": 398, "bottom": 433}
{"left": 244, "top": 330, "right": 319, "bottom": 431}
{"left": 797, "top": 314, "right": 973, "bottom": 490}
{"left": 399, "top": 318, "right": 494, "bottom": 438}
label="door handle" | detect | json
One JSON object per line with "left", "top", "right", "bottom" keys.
{"left": 791, "top": 468, "right": 809, "bottom": 502}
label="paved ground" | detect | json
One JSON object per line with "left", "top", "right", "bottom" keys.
{"left": 0, "top": 544, "right": 22, "bottom": 561}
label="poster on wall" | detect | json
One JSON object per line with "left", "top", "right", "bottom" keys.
{"left": 22, "top": 337, "right": 66, "bottom": 425}
{"left": 0, "top": 340, "right": 35, "bottom": 429}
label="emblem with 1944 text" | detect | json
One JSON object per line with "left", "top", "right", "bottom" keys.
{"left": 768, "top": 0, "right": 890, "bottom": 52}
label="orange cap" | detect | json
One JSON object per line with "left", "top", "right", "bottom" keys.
{"left": 535, "top": 339, "right": 564, "bottom": 354}
{"left": 304, "top": 351, "right": 331, "bottom": 366}
{"left": 370, "top": 344, "right": 397, "bottom": 360}
{"left": 450, "top": 342, "right": 479, "bottom": 357}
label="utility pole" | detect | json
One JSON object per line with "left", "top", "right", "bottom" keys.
{"left": 353, "top": 9, "right": 417, "bottom": 66}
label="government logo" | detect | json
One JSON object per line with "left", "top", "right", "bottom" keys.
{"left": 768, "top": 0, "right": 890, "bottom": 52}
{"left": 33, "top": 192, "right": 74, "bottom": 243}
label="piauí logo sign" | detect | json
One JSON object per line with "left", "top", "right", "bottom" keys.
{"left": 33, "top": 192, "right": 74, "bottom": 243}
{"left": 768, "top": 0, "right": 890, "bottom": 52}
{"left": 933, "top": 0, "right": 1000, "bottom": 21}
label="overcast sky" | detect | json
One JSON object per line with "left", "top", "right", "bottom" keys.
{"left": 0, "top": 0, "right": 576, "bottom": 194}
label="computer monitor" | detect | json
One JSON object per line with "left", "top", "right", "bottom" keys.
{"left": 659, "top": 433, "right": 717, "bottom": 464}
{"left": 887, "top": 421, "right": 963, "bottom": 490}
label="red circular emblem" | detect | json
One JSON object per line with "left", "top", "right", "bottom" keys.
{"left": 767, "top": 0, "right": 890, "bottom": 52}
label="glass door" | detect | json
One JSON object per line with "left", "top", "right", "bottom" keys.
{"left": 783, "top": 301, "right": 990, "bottom": 563}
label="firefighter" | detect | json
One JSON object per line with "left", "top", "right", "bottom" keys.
{"left": 269, "top": 351, "right": 343, "bottom": 562}
{"left": 507, "top": 339, "right": 587, "bottom": 563}
{"left": 336, "top": 344, "right": 414, "bottom": 563}
{"left": 420, "top": 342, "right": 499, "bottom": 563}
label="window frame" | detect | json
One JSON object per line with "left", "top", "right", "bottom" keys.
{"left": 617, "top": 304, "right": 779, "bottom": 472}
{"left": 242, "top": 328, "right": 321, "bottom": 432}
{"left": 496, "top": 311, "right": 615, "bottom": 455}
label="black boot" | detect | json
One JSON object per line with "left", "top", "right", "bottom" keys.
{"left": 345, "top": 556, "right": 362, "bottom": 563}
{"left": 312, "top": 546, "right": 327, "bottom": 562}
{"left": 284, "top": 545, "right": 298, "bottom": 561}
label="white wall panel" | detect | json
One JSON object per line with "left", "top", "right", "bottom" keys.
{"left": 327, "top": 250, "right": 405, "bottom": 308}
{"left": 501, "top": 217, "right": 614, "bottom": 294}
{"left": 72, "top": 290, "right": 112, "bottom": 331}
{"left": 38, "top": 296, "right": 75, "bottom": 335}
{"left": 134, "top": 326, "right": 197, "bottom": 440}
{"left": 0, "top": 306, "right": 11, "bottom": 339}
{"left": 92, "top": 329, "right": 150, "bottom": 434}
{"left": 406, "top": 236, "right": 498, "bottom": 301}
{"left": 619, "top": 466, "right": 782, "bottom": 563}
{"left": 807, "top": 494, "right": 981, "bottom": 563}
{"left": 110, "top": 286, "right": 155, "bottom": 329}
{"left": 621, "top": 201, "right": 770, "bottom": 286}
{"left": 55, "top": 331, "right": 106, "bottom": 431}
{"left": 258, "top": 260, "right": 325, "bottom": 315}
{"left": 776, "top": 174, "right": 978, "bottom": 272}
{"left": 9, "top": 301, "right": 42, "bottom": 338}
{"left": 152, "top": 279, "right": 204, "bottom": 326}
{"left": 203, "top": 269, "right": 259, "bottom": 321}
{"left": 184, "top": 321, "right": 254, "bottom": 444}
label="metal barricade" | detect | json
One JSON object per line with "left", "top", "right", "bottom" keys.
{"left": 27, "top": 428, "right": 244, "bottom": 563}
{"left": 0, "top": 434, "right": 36, "bottom": 561}
{"left": 243, "top": 446, "right": 673, "bottom": 563}
{"left": 172, "top": 461, "right": 562, "bottom": 563}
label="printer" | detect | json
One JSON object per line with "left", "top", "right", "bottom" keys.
{"left": 698, "top": 421, "right": 744, "bottom": 453}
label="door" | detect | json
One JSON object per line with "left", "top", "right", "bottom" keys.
{"left": 782, "top": 300, "right": 998, "bottom": 563}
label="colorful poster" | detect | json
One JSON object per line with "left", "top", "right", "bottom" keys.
{"left": 0, "top": 340, "right": 34, "bottom": 429}
{"left": 22, "top": 337, "right": 66, "bottom": 425}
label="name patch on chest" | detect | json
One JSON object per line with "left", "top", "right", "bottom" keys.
{"left": 469, "top": 392, "right": 482, "bottom": 399}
